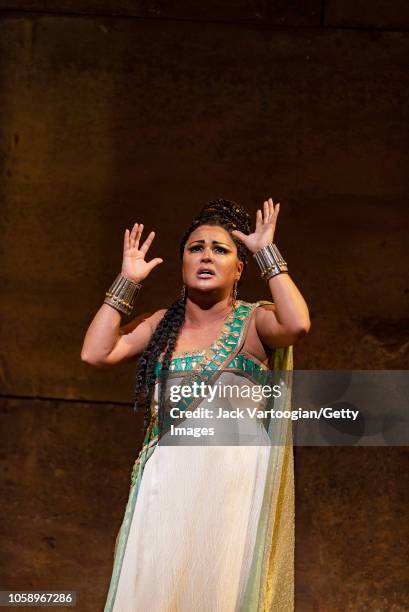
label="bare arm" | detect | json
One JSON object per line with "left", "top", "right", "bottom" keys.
{"left": 255, "top": 273, "right": 310, "bottom": 348}
{"left": 80, "top": 306, "right": 166, "bottom": 367}
{"left": 80, "top": 221, "right": 164, "bottom": 367}
{"left": 232, "top": 197, "right": 311, "bottom": 349}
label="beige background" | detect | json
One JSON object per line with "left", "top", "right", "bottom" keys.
{"left": 0, "top": 1, "right": 408, "bottom": 610}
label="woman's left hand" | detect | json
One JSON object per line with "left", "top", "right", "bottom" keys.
{"left": 231, "top": 197, "right": 280, "bottom": 254}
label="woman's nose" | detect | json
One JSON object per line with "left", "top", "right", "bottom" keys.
{"left": 200, "top": 246, "right": 213, "bottom": 260}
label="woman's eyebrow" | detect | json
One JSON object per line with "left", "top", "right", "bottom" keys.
{"left": 188, "top": 239, "right": 231, "bottom": 247}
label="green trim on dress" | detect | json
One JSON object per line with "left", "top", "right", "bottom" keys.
{"left": 104, "top": 299, "right": 280, "bottom": 612}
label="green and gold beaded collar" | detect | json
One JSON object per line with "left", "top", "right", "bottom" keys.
{"left": 154, "top": 300, "right": 257, "bottom": 418}
{"left": 154, "top": 299, "right": 255, "bottom": 378}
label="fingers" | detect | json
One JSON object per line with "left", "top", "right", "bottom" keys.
{"left": 124, "top": 223, "right": 158, "bottom": 255}
{"left": 124, "top": 222, "right": 142, "bottom": 251}
{"left": 231, "top": 229, "right": 247, "bottom": 243}
{"left": 136, "top": 223, "right": 144, "bottom": 248}
{"left": 263, "top": 200, "right": 269, "bottom": 223}
{"left": 262, "top": 198, "right": 281, "bottom": 224}
{"left": 140, "top": 230, "right": 156, "bottom": 255}
{"left": 146, "top": 257, "right": 163, "bottom": 272}
{"left": 130, "top": 223, "right": 143, "bottom": 249}
{"left": 269, "top": 197, "right": 280, "bottom": 219}
{"left": 256, "top": 209, "right": 262, "bottom": 229}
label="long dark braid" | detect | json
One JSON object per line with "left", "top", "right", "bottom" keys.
{"left": 133, "top": 198, "right": 252, "bottom": 432}
{"left": 133, "top": 296, "right": 186, "bottom": 431}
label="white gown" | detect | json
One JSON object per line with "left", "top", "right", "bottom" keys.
{"left": 104, "top": 301, "right": 294, "bottom": 612}
{"left": 110, "top": 372, "right": 272, "bottom": 612}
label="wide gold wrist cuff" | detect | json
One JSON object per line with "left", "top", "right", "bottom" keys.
{"left": 104, "top": 273, "right": 142, "bottom": 316}
{"left": 253, "top": 243, "right": 288, "bottom": 281}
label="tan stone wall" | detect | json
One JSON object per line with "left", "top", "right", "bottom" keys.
{"left": 1, "top": 3, "right": 408, "bottom": 610}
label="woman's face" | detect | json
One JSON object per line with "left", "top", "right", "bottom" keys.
{"left": 182, "top": 224, "right": 244, "bottom": 297}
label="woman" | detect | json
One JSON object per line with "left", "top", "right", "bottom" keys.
{"left": 81, "top": 197, "right": 311, "bottom": 611}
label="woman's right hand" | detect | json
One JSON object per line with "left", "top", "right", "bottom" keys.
{"left": 121, "top": 223, "right": 163, "bottom": 283}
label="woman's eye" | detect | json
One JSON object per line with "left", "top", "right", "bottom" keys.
{"left": 188, "top": 245, "right": 228, "bottom": 253}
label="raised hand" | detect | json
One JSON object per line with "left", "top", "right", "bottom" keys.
{"left": 121, "top": 223, "right": 163, "bottom": 283}
{"left": 231, "top": 197, "right": 280, "bottom": 254}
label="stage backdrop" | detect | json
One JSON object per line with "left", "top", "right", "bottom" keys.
{"left": 0, "top": 2, "right": 408, "bottom": 610}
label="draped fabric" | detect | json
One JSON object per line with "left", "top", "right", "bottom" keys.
{"left": 104, "top": 301, "right": 294, "bottom": 611}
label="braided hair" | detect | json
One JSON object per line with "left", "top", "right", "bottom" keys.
{"left": 133, "top": 198, "right": 252, "bottom": 433}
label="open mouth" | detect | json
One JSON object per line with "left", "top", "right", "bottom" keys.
{"left": 197, "top": 269, "right": 215, "bottom": 278}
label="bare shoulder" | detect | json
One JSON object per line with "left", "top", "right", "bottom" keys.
{"left": 253, "top": 300, "right": 288, "bottom": 349}
{"left": 253, "top": 299, "right": 304, "bottom": 348}
{"left": 253, "top": 301, "right": 276, "bottom": 339}
{"left": 254, "top": 300, "right": 276, "bottom": 319}
{"left": 255, "top": 301, "right": 275, "bottom": 310}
